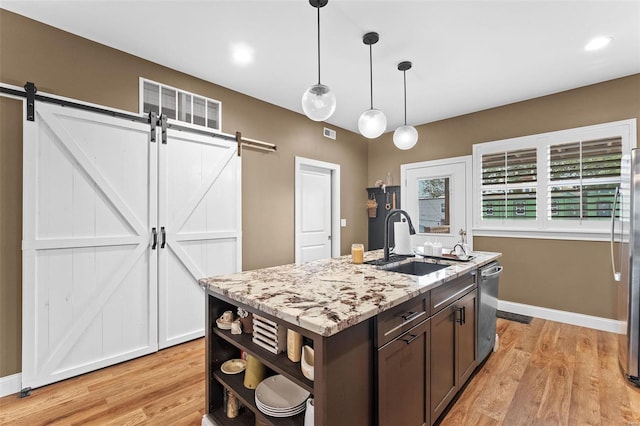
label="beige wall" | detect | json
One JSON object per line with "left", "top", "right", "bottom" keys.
{"left": 0, "top": 10, "right": 369, "bottom": 376}
{"left": 369, "top": 74, "right": 640, "bottom": 321}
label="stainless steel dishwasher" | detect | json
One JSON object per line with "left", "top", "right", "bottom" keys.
{"left": 478, "top": 261, "right": 503, "bottom": 363}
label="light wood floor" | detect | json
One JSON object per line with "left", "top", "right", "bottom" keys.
{"left": 2, "top": 318, "right": 640, "bottom": 425}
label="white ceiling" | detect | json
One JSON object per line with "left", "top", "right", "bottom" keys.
{"left": 2, "top": 0, "right": 639, "bottom": 135}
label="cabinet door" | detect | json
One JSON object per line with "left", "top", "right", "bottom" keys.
{"left": 378, "top": 319, "right": 429, "bottom": 426}
{"left": 22, "top": 103, "right": 157, "bottom": 389}
{"left": 157, "top": 129, "right": 241, "bottom": 349}
{"left": 456, "top": 289, "right": 478, "bottom": 385}
{"left": 430, "top": 305, "right": 457, "bottom": 423}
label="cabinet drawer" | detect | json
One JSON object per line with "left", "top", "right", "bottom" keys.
{"left": 431, "top": 272, "right": 476, "bottom": 315}
{"left": 376, "top": 294, "right": 429, "bottom": 347}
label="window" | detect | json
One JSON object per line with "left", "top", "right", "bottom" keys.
{"left": 473, "top": 119, "right": 636, "bottom": 240}
{"left": 139, "top": 78, "right": 221, "bottom": 131}
{"left": 418, "top": 177, "right": 450, "bottom": 234}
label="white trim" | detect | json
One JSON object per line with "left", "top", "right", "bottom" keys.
{"left": 294, "top": 157, "right": 341, "bottom": 264}
{"left": 473, "top": 229, "right": 612, "bottom": 241}
{"left": 497, "top": 300, "right": 625, "bottom": 334}
{"left": 202, "top": 415, "right": 216, "bottom": 426}
{"left": 0, "top": 373, "right": 22, "bottom": 398}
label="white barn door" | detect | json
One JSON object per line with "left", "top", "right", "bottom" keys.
{"left": 157, "top": 129, "right": 241, "bottom": 349}
{"left": 22, "top": 103, "right": 157, "bottom": 389}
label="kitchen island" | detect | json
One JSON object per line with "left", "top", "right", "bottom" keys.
{"left": 200, "top": 250, "right": 501, "bottom": 426}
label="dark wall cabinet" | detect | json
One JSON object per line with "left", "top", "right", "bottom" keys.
{"left": 366, "top": 186, "right": 401, "bottom": 250}
{"left": 430, "top": 287, "right": 478, "bottom": 423}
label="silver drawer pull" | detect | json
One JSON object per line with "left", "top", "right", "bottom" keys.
{"left": 433, "top": 283, "right": 475, "bottom": 310}
{"left": 401, "top": 334, "right": 420, "bottom": 345}
{"left": 383, "top": 311, "right": 426, "bottom": 336}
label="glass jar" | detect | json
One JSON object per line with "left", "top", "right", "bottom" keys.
{"left": 351, "top": 243, "right": 364, "bottom": 264}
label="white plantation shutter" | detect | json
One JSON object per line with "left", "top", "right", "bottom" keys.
{"left": 481, "top": 148, "right": 537, "bottom": 219}
{"left": 548, "top": 137, "right": 622, "bottom": 220}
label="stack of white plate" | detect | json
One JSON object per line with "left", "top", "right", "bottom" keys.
{"left": 255, "top": 375, "right": 310, "bottom": 418}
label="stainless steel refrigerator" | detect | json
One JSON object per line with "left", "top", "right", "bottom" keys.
{"left": 612, "top": 148, "right": 640, "bottom": 387}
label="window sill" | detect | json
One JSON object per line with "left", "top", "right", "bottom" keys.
{"left": 472, "top": 228, "right": 611, "bottom": 242}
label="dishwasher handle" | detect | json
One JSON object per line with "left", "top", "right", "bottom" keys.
{"left": 481, "top": 265, "right": 503, "bottom": 280}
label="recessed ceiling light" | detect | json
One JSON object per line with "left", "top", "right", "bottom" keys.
{"left": 230, "top": 42, "right": 254, "bottom": 66}
{"left": 585, "top": 36, "right": 613, "bottom": 51}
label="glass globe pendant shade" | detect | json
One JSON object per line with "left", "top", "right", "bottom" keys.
{"left": 358, "top": 108, "right": 387, "bottom": 139}
{"left": 393, "top": 125, "right": 418, "bottom": 150}
{"left": 302, "top": 84, "right": 336, "bottom": 122}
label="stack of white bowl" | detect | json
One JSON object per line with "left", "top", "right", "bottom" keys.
{"left": 255, "top": 375, "right": 310, "bottom": 418}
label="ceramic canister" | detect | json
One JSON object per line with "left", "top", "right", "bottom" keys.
{"left": 243, "top": 354, "right": 266, "bottom": 389}
{"left": 287, "top": 330, "right": 302, "bottom": 362}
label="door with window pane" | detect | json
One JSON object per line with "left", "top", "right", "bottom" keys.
{"left": 403, "top": 156, "right": 472, "bottom": 250}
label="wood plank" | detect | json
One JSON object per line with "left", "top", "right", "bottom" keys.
{"left": 567, "top": 325, "right": 601, "bottom": 425}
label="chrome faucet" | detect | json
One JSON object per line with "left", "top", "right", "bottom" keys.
{"left": 383, "top": 209, "right": 416, "bottom": 262}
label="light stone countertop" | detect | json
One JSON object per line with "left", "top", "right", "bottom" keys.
{"left": 199, "top": 250, "right": 501, "bottom": 337}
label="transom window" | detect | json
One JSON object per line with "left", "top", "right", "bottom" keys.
{"left": 139, "top": 78, "right": 221, "bottom": 131}
{"left": 473, "top": 119, "right": 636, "bottom": 240}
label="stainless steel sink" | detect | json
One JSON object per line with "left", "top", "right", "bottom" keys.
{"left": 382, "top": 261, "right": 448, "bottom": 276}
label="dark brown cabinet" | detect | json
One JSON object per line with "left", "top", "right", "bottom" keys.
{"left": 377, "top": 319, "right": 430, "bottom": 426}
{"left": 430, "top": 287, "right": 478, "bottom": 424}
{"left": 456, "top": 290, "right": 478, "bottom": 386}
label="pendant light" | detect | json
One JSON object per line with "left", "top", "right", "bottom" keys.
{"left": 393, "top": 61, "right": 418, "bottom": 150}
{"left": 301, "top": 0, "right": 336, "bottom": 122}
{"left": 358, "top": 32, "right": 386, "bottom": 139}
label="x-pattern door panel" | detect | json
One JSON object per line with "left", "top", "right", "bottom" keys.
{"left": 157, "top": 129, "right": 241, "bottom": 349}
{"left": 22, "top": 103, "right": 157, "bottom": 389}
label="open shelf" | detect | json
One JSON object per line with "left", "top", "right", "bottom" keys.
{"left": 214, "top": 370, "right": 305, "bottom": 426}
{"left": 213, "top": 328, "right": 314, "bottom": 393}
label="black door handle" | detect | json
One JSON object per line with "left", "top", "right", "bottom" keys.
{"left": 462, "top": 306, "right": 466, "bottom": 325}
{"left": 160, "top": 226, "right": 166, "bottom": 249}
{"left": 453, "top": 306, "right": 463, "bottom": 324}
{"left": 151, "top": 227, "right": 157, "bottom": 250}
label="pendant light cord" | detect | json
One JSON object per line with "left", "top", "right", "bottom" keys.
{"left": 316, "top": 3, "right": 321, "bottom": 85}
{"left": 403, "top": 70, "right": 407, "bottom": 125}
{"left": 369, "top": 44, "right": 373, "bottom": 109}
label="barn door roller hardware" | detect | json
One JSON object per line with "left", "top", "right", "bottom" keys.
{"left": 25, "top": 82, "right": 37, "bottom": 121}
{"left": 235, "top": 131, "right": 277, "bottom": 157}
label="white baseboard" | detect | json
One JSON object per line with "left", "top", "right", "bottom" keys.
{"left": 202, "top": 415, "right": 219, "bottom": 426}
{"left": 497, "top": 300, "right": 625, "bottom": 334}
{"left": 0, "top": 373, "right": 21, "bottom": 398}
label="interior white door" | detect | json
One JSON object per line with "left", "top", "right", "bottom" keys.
{"left": 402, "top": 156, "right": 472, "bottom": 250}
{"left": 22, "top": 103, "right": 157, "bottom": 390}
{"left": 157, "top": 129, "right": 241, "bottom": 349}
{"left": 298, "top": 164, "right": 332, "bottom": 263}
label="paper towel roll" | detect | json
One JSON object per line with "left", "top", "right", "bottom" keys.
{"left": 394, "top": 221, "right": 412, "bottom": 255}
